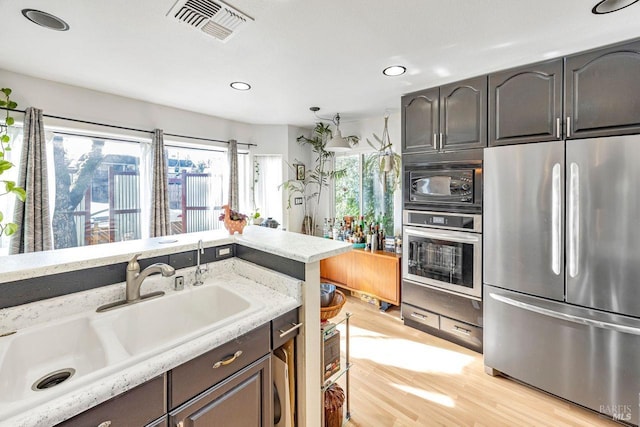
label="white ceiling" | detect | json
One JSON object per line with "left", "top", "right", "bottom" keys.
{"left": 1, "top": 0, "right": 640, "bottom": 127}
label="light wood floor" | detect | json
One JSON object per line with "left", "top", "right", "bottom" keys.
{"left": 334, "top": 295, "right": 621, "bottom": 427}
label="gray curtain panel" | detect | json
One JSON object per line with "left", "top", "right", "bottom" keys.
{"left": 150, "top": 129, "right": 170, "bottom": 237}
{"left": 228, "top": 139, "right": 239, "bottom": 211}
{"left": 10, "top": 107, "right": 53, "bottom": 254}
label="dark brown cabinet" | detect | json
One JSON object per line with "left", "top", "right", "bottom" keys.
{"left": 402, "top": 87, "right": 439, "bottom": 153}
{"left": 402, "top": 77, "right": 487, "bottom": 153}
{"left": 565, "top": 39, "right": 640, "bottom": 139}
{"left": 489, "top": 59, "right": 563, "bottom": 146}
{"left": 170, "top": 355, "right": 272, "bottom": 427}
{"left": 57, "top": 375, "right": 166, "bottom": 427}
{"left": 439, "top": 76, "right": 487, "bottom": 151}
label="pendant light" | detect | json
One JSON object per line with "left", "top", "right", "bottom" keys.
{"left": 325, "top": 113, "right": 351, "bottom": 152}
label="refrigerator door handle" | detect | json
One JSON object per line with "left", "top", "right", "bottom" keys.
{"left": 551, "top": 163, "right": 562, "bottom": 275}
{"left": 489, "top": 292, "right": 640, "bottom": 336}
{"left": 568, "top": 162, "right": 580, "bottom": 278}
{"left": 433, "top": 133, "right": 438, "bottom": 151}
{"left": 556, "top": 118, "right": 560, "bottom": 139}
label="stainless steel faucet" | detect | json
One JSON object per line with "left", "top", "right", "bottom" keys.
{"left": 126, "top": 253, "right": 175, "bottom": 302}
{"left": 194, "top": 240, "right": 206, "bottom": 286}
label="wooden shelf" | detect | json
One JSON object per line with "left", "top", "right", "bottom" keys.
{"left": 320, "top": 249, "right": 401, "bottom": 307}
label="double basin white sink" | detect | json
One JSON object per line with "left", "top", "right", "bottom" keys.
{"left": 0, "top": 283, "right": 263, "bottom": 419}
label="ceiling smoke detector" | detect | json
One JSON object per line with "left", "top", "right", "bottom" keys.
{"left": 21, "top": 9, "right": 69, "bottom": 31}
{"left": 592, "top": 0, "right": 639, "bottom": 14}
{"left": 167, "top": 0, "right": 254, "bottom": 43}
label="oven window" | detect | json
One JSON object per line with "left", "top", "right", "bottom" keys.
{"left": 407, "top": 235, "right": 474, "bottom": 288}
{"left": 410, "top": 170, "right": 474, "bottom": 203}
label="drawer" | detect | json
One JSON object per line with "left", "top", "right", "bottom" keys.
{"left": 169, "top": 324, "right": 270, "bottom": 409}
{"left": 58, "top": 375, "right": 166, "bottom": 427}
{"left": 401, "top": 303, "right": 439, "bottom": 329}
{"left": 440, "top": 315, "right": 482, "bottom": 350}
{"left": 402, "top": 280, "right": 483, "bottom": 326}
{"left": 271, "top": 308, "right": 301, "bottom": 349}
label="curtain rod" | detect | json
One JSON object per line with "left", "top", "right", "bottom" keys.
{"left": 1, "top": 107, "right": 257, "bottom": 147}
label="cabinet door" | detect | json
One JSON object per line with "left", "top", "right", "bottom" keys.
{"left": 440, "top": 76, "right": 487, "bottom": 151}
{"left": 170, "top": 356, "right": 272, "bottom": 427}
{"left": 401, "top": 87, "right": 439, "bottom": 153}
{"left": 320, "top": 252, "right": 351, "bottom": 286}
{"left": 489, "top": 59, "right": 563, "bottom": 146}
{"left": 351, "top": 251, "right": 400, "bottom": 305}
{"left": 566, "top": 40, "right": 640, "bottom": 139}
{"left": 57, "top": 375, "right": 166, "bottom": 427}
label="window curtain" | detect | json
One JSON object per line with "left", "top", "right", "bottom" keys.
{"left": 254, "top": 155, "right": 283, "bottom": 223}
{"left": 10, "top": 107, "right": 52, "bottom": 254}
{"left": 228, "top": 139, "right": 239, "bottom": 211}
{"left": 150, "top": 129, "right": 170, "bottom": 237}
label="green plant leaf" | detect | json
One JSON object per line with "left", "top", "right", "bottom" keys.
{"left": 0, "top": 211, "right": 3, "bottom": 222}
{"left": 12, "top": 187, "right": 26, "bottom": 202}
{"left": 1, "top": 135, "right": 9, "bottom": 143}
{"left": 0, "top": 100, "right": 6, "bottom": 107}
{"left": 4, "top": 146, "right": 10, "bottom": 151}
{"left": 0, "top": 160, "right": 13, "bottom": 172}
{"left": 7, "top": 101, "right": 17, "bottom": 109}
{"left": 5, "top": 181, "right": 14, "bottom": 192}
{"left": 6, "top": 117, "right": 14, "bottom": 126}
{"left": 4, "top": 222, "right": 18, "bottom": 236}
{"left": 1, "top": 88, "right": 11, "bottom": 97}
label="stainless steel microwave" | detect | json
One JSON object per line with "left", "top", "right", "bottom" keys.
{"left": 403, "top": 149, "right": 483, "bottom": 213}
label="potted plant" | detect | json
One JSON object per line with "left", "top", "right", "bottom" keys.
{"left": 0, "top": 87, "right": 26, "bottom": 237}
{"left": 251, "top": 209, "right": 263, "bottom": 225}
{"left": 281, "top": 122, "right": 358, "bottom": 235}
{"left": 366, "top": 115, "right": 401, "bottom": 193}
{"left": 219, "top": 205, "right": 248, "bottom": 235}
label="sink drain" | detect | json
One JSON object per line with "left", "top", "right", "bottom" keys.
{"left": 32, "top": 368, "right": 76, "bottom": 391}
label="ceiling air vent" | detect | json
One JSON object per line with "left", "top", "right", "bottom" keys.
{"left": 167, "top": 0, "right": 253, "bottom": 43}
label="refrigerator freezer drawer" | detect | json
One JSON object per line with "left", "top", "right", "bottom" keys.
{"left": 484, "top": 285, "right": 640, "bottom": 424}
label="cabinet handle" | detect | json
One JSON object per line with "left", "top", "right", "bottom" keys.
{"left": 97, "top": 422, "right": 111, "bottom": 427}
{"left": 566, "top": 116, "right": 571, "bottom": 138}
{"left": 433, "top": 133, "right": 438, "bottom": 150}
{"left": 410, "top": 312, "right": 427, "bottom": 320}
{"left": 439, "top": 132, "right": 443, "bottom": 151}
{"left": 452, "top": 325, "right": 471, "bottom": 336}
{"left": 279, "top": 322, "right": 303, "bottom": 338}
{"left": 177, "top": 422, "right": 184, "bottom": 427}
{"left": 556, "top": 117, "right": 561, "bottom": 139}
{"left": 212, "top": 350, "right": 243, "bottom": 369}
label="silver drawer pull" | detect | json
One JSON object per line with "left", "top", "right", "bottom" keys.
{"left": 410, "top": 312, "right": 427, "bottom": 320}
{"left": 97, "top": 422, "right": 112, "bottom": 427}
{"left": 452, "top": 325, "right": 471, "bottom": 336}
{"left": 212, "top": 350, "right": 243, "bottom": 369}
{"left": 278, "top": 322, "right": 303, "bottom": 338}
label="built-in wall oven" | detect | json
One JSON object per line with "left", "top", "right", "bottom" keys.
{"left": 402, "top": 149, "right": 484, "bottom": 352}
{"left": 403, "top": 211, "right": 482, "bottom": 299}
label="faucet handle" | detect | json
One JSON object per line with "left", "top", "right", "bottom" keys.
{"left": 127, "top": 253, "right": 142, "bottom": 271}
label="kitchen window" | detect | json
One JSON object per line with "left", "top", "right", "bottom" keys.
{"left": 334, "top": 153, "right": 395, "bottom": 235}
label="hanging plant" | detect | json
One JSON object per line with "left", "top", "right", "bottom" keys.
{"left": 0, "top": 87, "right": 26, "bottom": 236}
{"left": 366, "top": 114, "right": 401, "bottom": 193}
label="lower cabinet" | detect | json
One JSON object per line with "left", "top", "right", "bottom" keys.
{"left": 58, "top": 375, "right": 166, "bottom": 427}
{"left": 169, "top": 355, "right": 272, "bottom": 427}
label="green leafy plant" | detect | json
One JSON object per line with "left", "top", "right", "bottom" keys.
{"left": 281, "top": 122, "right": 359, "bottom": 235}
{"left": 0, "top": 88, "right": 26, "bottom": 236}
{"left": 366, "top": 116, "right": 401, "bottom": 193}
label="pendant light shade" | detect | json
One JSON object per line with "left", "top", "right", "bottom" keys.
{"left": 325, "top": 113, "right": 352, "bottom": 152}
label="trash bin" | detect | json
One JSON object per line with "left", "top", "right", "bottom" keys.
{"left": 324, "top": 383, "right": 345, "bottom": 427}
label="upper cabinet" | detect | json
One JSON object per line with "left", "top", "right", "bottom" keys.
{"left": 402, "top": 76, "right": 487, "bottom": 154}
{"left": 440, "top": 76, "right": 487, "bottom": 151}
{"left": 489, "top": 59, "right": 563, "bottom": 147}
{"left": 402, "top": 87, "right": 439, "bottom": 153}
{"left": 565, "top": 39, "right": 640, "bottom": 139}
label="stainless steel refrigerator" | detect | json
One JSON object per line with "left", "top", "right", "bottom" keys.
{"left": 484, "top": 135, "right": 640, "bottom": 425}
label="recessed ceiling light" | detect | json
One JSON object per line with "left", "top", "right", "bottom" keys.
{"left": 592, "top": 0, "right": 639, "bottom": 14}
{"left": 383, "top": 65, "right": 407, "bottom": 77}
{"left": 21, "top": 9, "right": 69, "bottom": 31}
{"left": 230, "top": 82, "right": 251, "bottom": 91}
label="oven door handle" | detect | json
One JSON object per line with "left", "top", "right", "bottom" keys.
{"left": 403, "top": 226, "right": 480, "bottom": 244}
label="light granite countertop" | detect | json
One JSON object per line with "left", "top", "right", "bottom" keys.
{"left": 0, "top": 258, "right": 302, "bottom": 427}
{"left": 0, "top": 227, "right": 351, "bottom": 284}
